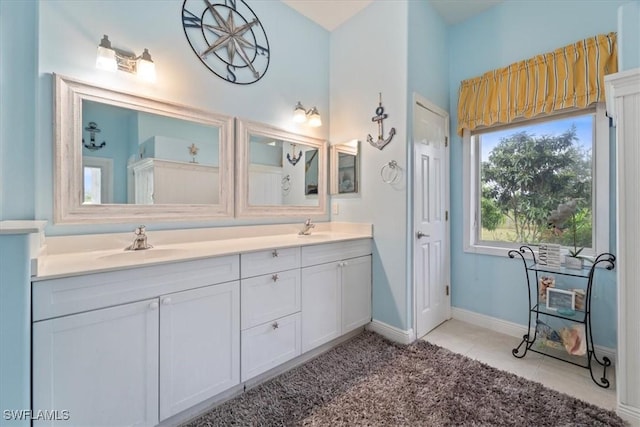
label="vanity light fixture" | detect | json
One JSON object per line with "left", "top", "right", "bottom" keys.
{"left": 95, "top": 35, "right": 156, "bottom": 82}
{"left": 292, "top": 102, "right": 322, "bottom": 127}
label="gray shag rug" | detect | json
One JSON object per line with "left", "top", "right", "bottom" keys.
{"left": 183, "top": 331, "right": 624, "bottom": 426}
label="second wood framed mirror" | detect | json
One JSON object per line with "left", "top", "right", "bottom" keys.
{"left": 235, "top": 119, "right": 327, "bottom": 218}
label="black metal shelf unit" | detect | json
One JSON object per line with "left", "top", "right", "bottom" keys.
{"left": 508, "top": 246, "right": 615, "bottom": 388}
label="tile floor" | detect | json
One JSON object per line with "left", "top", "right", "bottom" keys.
{"left": 423, "top": 319, "right": 617, "bottom": 411}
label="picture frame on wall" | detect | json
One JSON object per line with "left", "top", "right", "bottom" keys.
{"left": 546, "top": 288, "right": 575, "bottom": 311}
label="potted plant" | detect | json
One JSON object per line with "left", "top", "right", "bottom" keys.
{"left": 547, "top": 200, "right": 586, "bottom": 269}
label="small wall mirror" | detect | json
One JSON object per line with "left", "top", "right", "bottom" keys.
{"left": 54, "top": 74, "right": 234, "bottom": 223}
{"left": 236, "top": 119, "right": 327, "bottom": 218}
{"left": 330, "top": 140, "right": 360, "bottom": 195}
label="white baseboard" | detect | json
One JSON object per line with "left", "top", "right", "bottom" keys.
{"left": 618, "top": 403, "right": 640, "bottom": 427}
{"left": 366, "top": 320, "right": 415, "bottom": 344}
{"left": 450, "top": 307, "right": 616, "bottom": 364}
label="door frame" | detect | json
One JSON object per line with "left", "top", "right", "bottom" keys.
{"left": 412, "top": 93, "right": 451, "bottom": 338}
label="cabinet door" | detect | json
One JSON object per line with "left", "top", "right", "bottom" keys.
{"left": 301, "top": 262, "right": 341, "bottom": 353}
{"left": 32, "top": 299, "right": 159, "bottom": 427}
{"left": 159, "top": 281, "right": 240, "bottom": 421}
{"left": 341, "top": 255, "right": 372, "bottom": 333}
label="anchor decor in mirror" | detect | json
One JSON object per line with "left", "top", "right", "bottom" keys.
{"left": 182, "top": 0, "right": 270, "bottom": 85}
{"left": 54, "top": 73, "right": 234, "bottom": 224}
{"left": 83, "top": 122, "right": 106, "bottom": 151}
{"left": 367, "top": 93, "right": 396, "bottom": 150}
{"left": 236, "top": 119, "right": 327, "bottom": 218}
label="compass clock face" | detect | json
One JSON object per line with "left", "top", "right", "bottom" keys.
{"left": 182, "top": 0, "right": 270, "bottom": 85}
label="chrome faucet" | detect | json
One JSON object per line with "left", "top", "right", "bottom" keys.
{"left": 126, "top": 225, "right": 153, "bottom": 251}
{"left": 298, "top": 218, "right": 316, "bottom": 235}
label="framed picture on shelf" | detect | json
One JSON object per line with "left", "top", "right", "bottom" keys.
{"left": 546, "top": 288, "right": 575, "bottom": 311}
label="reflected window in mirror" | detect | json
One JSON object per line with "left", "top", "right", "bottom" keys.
{"left": 54, "top": 74, "right": 234, "bottom": 223}
{"left": 237, "top": 119, "right": 327, "bottom": 218}
{"left": 330, "top": 140, "right": 360, "bottom": 195}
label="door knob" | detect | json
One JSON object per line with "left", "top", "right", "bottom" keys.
{"left": 416, "top": 231, "right": 429, "bottom": 239}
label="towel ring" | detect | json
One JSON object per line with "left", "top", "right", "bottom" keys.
{"left": 381, "top": 160, "right": 400, "bottom": 184}
{"left": 281, "top": 174, "right": 291, "bottom": 192}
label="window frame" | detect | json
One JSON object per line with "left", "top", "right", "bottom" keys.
{"left": 462, "top": 103, "right": 610, "bottom": 258}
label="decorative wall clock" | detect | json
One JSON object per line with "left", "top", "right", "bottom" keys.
{"left": 182, "top": 0, "right": 270, "bottom": 85}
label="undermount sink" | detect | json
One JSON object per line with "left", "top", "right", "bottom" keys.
{"left": 297, "top": 233, "right": 331, "bottom": 239}
{"left": 97, "top": 248, "right": 184, "bottom": 263}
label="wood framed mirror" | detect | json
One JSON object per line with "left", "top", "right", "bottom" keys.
{"left": 235, "top": 119, "right": 327, "bottom": 218}
{"left": 330, "top": 140, "right": 360, "bottom": 195}
{"left": 53, "top": 74, "right": 234, "bottom": 224}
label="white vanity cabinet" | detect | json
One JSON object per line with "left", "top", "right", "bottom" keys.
{"left": 32, "top": 256, "right": 240, "bottom": 426}
{"left": 301, "top": 240, "right": 372, "bottom": 353}
{"left": 240, "top": 247, "right": 302, "bottom": 381}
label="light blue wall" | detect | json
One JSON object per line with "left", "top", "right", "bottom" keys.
{"left": 0, "top": 234, "right": 31, "bottom": 427}
{"left": 329, "top": 2, "right": 410, "bottom": 329}
{"left": 30, "top": 0, "right": 329, "bottom": 235}
{"left": 448, "top": 0, "right": 627, "bottom": 348}
{"left": 618, "top": 0, "right": 640, "bottom": 70}
{"left": 329, "top": 1, "right": 449, "bottom": 331}
{"left": 0, "top": 0, "right": 38, "bottom": 222}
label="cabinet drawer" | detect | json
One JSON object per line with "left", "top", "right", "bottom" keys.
{"left": 241, "top": 269, "right": 301, "bottom": 330}
{"left": 33, "top": 255, "right": 240, "bottom": 321}
{"left": 241, "top": 247, "right": 300, "bottom": 278}
{"left": 241, "top": 313, "right": 301, "bottom": 381}
{"left": 301, "top": 239, "right": 372, "bottom": 267}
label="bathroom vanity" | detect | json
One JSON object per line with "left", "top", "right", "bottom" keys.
{"left": 30, "top": 223, "right": 372, "bottom": 426}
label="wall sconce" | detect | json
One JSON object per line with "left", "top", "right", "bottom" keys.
{"left": 292, "top": 102, "right": 322, "bottom": 127}
{"left": 83, "top": 122, "right": 106, "bottom": 151}
{"left": 95, "top": 35, "right": 156, "bottom": 82}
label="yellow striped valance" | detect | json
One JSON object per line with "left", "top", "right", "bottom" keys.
{"left": 457, "top": 32, "right": 618, "bottom": 136}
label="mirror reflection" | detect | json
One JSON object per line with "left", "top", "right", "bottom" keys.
{"left": 237, "top": 119, "right": 327, "bottom": 218}
{"left": 330, "top": 140, "right": 360, "bottom": 195}
{"left": 248, "top": 136, "right": 320, "bottom": 206}
{"left": 81, "top": 101, "right": 220, "bottom": 205}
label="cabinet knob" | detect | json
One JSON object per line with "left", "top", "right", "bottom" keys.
{"left": 162, "top": 297, "right": 172, "bottom": 305}
{"left": 272, "top": 322, "right": 279, "bottom": 330}
{"left": 272, "top": 249, "right": 279, "bottom": 257}
{"left": 149, "top": 301, "right": 159, "bottom": 310}
{"left": 272, "top": 274, "right": 279, "bottom": 282}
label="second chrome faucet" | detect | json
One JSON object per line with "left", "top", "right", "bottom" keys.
{"left": 298, "top": 218, "right": 315, "bottom": 235}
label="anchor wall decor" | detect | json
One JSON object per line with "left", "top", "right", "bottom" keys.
{"left": 367, "top": 93, "right": 396, "bottom": 150}
{"left": 83, "top": 122, "right": 106, "bottom": 151}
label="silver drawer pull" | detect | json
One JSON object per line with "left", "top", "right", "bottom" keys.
{"left": 162, "top": 297, "right": 172, "bottom": 305}
{"left": 149, "top": 301, "right": 159, "bottom": 310}
{"left": 272, "top": 249, "right": 279, "bottom": 257}
{"left": 272, "top": 322, "right": 279, "bottom": 330}
{"left": 272, "top": 274, "right": 279, "bottom": 282}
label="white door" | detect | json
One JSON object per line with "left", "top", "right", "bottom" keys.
{"left": 32, "top": 299, "right": 159, "bottom": 427}
{"left": 159, "top": 281, "right": 240, "bottom": 421}
{"left": 413, "top": 96, "right": 450, "bottom": 338}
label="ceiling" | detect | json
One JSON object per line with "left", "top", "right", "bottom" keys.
{"left": 280, "top": 0, "right": 504, "bottom": 31}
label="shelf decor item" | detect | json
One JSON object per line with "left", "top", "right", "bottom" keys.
{"left": 538, "top": 276, "right": 555, "bottom": 301}
{"left": 538, "top": 244, "right": 561, "bottom": 268}
{"left": 546, "top": 288, "right": 575, "bottom": 311}
{"left": 547, "top": 199, "right": 586, "bottom": 269}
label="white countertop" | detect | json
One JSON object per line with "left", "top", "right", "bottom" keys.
{"left": 35, "top": 222, "right": 372, "bottom": 280}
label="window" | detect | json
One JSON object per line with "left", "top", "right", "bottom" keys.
{"left": 463, "top": 104, "right": 610, "bottom": 257}
{"left": 82, "top": 156, "right": 114, "bottom": 205}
